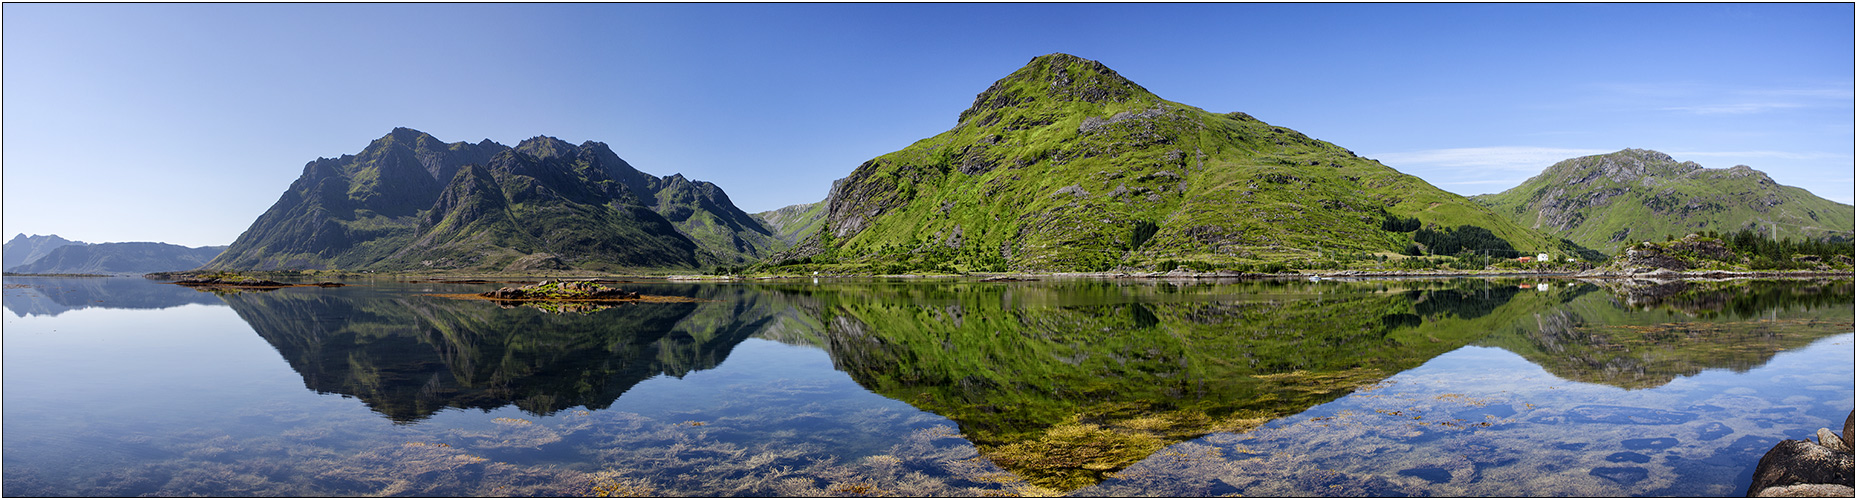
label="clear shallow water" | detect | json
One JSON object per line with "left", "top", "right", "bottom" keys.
{"left": 2, "top": 276, "right": 1850, "bottom": 496}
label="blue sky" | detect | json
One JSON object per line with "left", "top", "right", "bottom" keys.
{"left": 4, "top": 3, "right": 1851, "bottom": 247}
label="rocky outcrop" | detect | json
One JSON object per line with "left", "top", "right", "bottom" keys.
{"left": 1747, "top": 411, "right": 1856, "bottom": 497}
{"left": 1618, "top": 234, "right": 1734, "bottom": 271}
{"left": 1581, "top": 234, "right": 1739, "bottom": 276}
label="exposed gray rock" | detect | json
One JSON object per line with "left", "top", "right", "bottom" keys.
{"left": 1845, "top": 412, "right": 1854, "bottom": 451}
{"left": 1817, "top": 428, "right": 1850, "bottom": 453}
{"left": 1054, "top": 184, "right": 1090, "bottom": 198}
{"left": 1745, "top": 438, "right": 1855, "bottom": 496}
{"left": 1754, "top": 484, "right": 1855, "bottom": 497}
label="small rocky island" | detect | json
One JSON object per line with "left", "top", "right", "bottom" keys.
{"left": 479, "top": 280, "right": 641, "bottom": 300}
{"left": 168, "top": 274, "right": 344, "bottom": 288}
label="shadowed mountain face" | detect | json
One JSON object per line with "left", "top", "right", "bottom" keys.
{"left": 777, "top": 54, "right": 1588, "bottom": 273}
{"left": 207, "top": 128, "right": 781, "bottom": 273}
{"left": 1473, "top": 149, "right": 1856, "bottom": 254}
{"left": 217, "top": 283, "right": 780, "bottom": 422}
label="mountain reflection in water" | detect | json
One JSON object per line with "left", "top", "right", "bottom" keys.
{"left": 1482, "top": 279, "right": 1854, "bottom": 389}
{"left": 206, "top": 277, "right": 1850, "bottom": 492}
{"left": 220, "top": 284, "right": 773, "bottom": 422}
{"left": 2, "top": 276, "right": 227, "bottom": 317}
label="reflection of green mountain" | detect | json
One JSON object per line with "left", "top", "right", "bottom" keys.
{"left": 208, "top": 277, "right": 1855, "bottom": 491}
{"left": 767, "top": 279, "right": 1568, "bottom": 491}
{"left": 1478, "top": 279, "right": 1854, "bottom": 389}
{"left": 1, "top": 277, "right": 226, "bottom": 317}
{"left": 220, "top": 285, "right": 776, "bottom": 422}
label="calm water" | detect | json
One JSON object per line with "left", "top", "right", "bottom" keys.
{"left": 2, "top": 276, "right": 1850, "bottom": 496}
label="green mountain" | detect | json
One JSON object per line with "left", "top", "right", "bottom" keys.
{"left": 752, "top": 200, "right": 827, "bottom": 245}
{"left": 3, "top": 234, "right": 87, "bottom": 271}
{"left": 8, "top": 241, "right": 223, "bottom": 274}
{"left": 1473, "top": 149, "right": 1856, "bottom": 255}
{"left": 207, "top": 128, "right": 781, "bottom": 272}
{"left": 638, "top": 173, "right": 785, "bottom": 265}
{"left": 774, "top": 54, "right": 1588, "bottom": 273}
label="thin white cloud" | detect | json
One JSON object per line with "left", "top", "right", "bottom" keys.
{"left": 1661, "top": 102, "right": 1808, "bottom": 115}
{"left": 1369, "top": 145, "right": 1855, "bottom": 200}
{"left": 1747, "top": 87, "right": 1856, "bottom": 100}
{"left": 1437, "top": 178, "right": 1530, "bottom": 186}
{"left": 1666, "top": 150, "right": 1849, "bottom": 161}
{"left": 1594, "top": 82, "right": 1853, "bottom": 116}
{"left": 1369, "top": 146, "right": 1612, "bottom": 173}
{"left": 1365, "top": 146, "right": 1615, "bottom": 196}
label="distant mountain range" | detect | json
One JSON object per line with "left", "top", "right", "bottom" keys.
{"left": 3, "top": 234, "right": 85, "bottom": 270}
{"left": 1473, "top": 149, "right": 1854, "bottom": 254}
{"left": 3, "top": 234, "right": 223, "bottom": 274}
{"left": 752, "top": 201, "right": 827, "bottom": 246}
{"left": 205, "top": 128, "right": 782, "bottom": 273}
{"left": 174, "top": 56, "right": 1850, "bottom": 275}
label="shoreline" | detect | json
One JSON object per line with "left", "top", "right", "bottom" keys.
{"left": 136, "top": 268, "right": 1853, "bottom": 282}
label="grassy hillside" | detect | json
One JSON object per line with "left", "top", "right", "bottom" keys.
{"left": 773, "top": 54, "right": 1589, "bottom": 274}
{"left": 1474, "top": 149, "right": 1855, "bottom": 255}
{"left": 752, "top": 201, "right": 827, "bottom": 245}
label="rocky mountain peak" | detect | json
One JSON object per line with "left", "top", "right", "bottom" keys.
{"left": 387, "top": 126, "right": 427, "bottom": 142}
{"left": 957, "top": 53, "right": 1155, "bottom": 124}
{"left": 514, "top": 135, "right": 576, "bottom": 159}
{"left": 366, "top": 127, "right": 436, "bottom": 152}
{"left": 1557, "top": 148, "right": 1702, "bottom": 186}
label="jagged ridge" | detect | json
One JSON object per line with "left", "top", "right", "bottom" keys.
{"left": 208, "top": 129, "right": 784, "bottom": 272}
